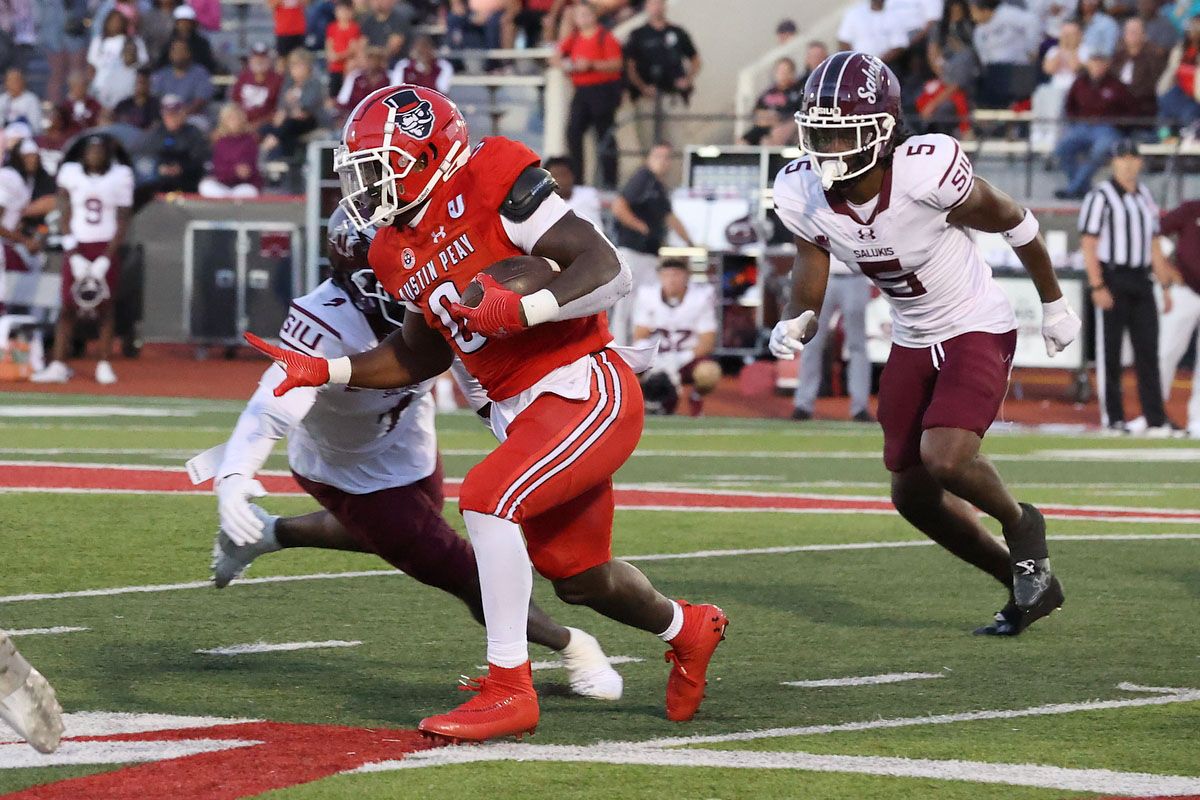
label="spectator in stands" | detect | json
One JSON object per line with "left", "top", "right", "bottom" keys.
{"left": 141, "top": 0, "right": 179, "bottom": 63}
{"left": 40, "top": 0, "right": 89, "bottom": 107}
{"left": 305, "top": 0, "right": 336, "bottom": 51}
{"left": 232, "top": 43, "right": 283, "bottom": 134}
{"left": 557, "top": 1, "right": 624, "bottom": 189}
{"left": 60, "top": 72, "right": 104, "bottom": 137}
{"left": 838, "top": 0, "right": 907, "bottom": 61}
{"left": 189, "top": 0, "right": 222, "bottom": 31}
{"left": 199, "top": 104, "right": 262, "bottom": 198}
{"left": 633, "top": 259, "right": 720, "bottom": 417}
{"left": 269, "top": 0, "right": 309, "bottom": 57}
{"left": 88, "top": 11, "right": 150, "bottom": 110}
{"left": 1054, "top": 47, "right": 1133, "bottom": 198}
{"left": 776, "top": 19, "right": 798, "bottom": 46}
{"left": 1112, "top": 18, "right": 1168, "bottom": 127}
{"left": 969, "top": 0, "right": 1040, "bottom": 108}
{"left": 544, "top": 155, "right": 602, "bottom": 226}
{"left": 741, "top": 57, "right": 803, "bottom": 146}
{"left": 886, "top": 0, "right": 943, "bottom": 87}
{"left": 390, "top": 35, "right": 453, "bottom": 94}
{"left": 0, "top": 68, "right": 41, "bottom": 134}
{"left": 157, "top": 5, "right": 220, "bottom": 74}
{"left": 261, "top": 47, "right": 323, "bottom": 160}
{"left": 1076, "top": 0, "right": 1120, "bottom": 59}
{"left": 112, "top": 69, "right": 161, "bottom": 129}
{"left": 611, "top": 142, "right": 693, "bottom": 345}
{"left": 34, "top": 108, "right": 70, "bottom": 152}
{"left": 1136, "top": 0, "right": 1179, "bottom": 50}
{"left": 509, "top": 0, "right": 557, "bottom": 48}
{"left": 623, "top": 0, "right": 701, "bottom": 152}
{"left": 360, "top": 0, "right": 415, "bottom": 62}
{"left": 146, "top": 94, "right": 209, "bottom": 192}
{"left": 1157, "top": 16, "right": 1200, "bottom": 134}
{"left": 89, "top": 0, "right": 141, "bottom": 38}
{"left": 928, "top": 0, "right": 979, "bottom": 107}
{"left": 799, "top": 40, "right": 830, "bottom": 83}
{"left": 446, "top": 0, "right": 503, "bottom": 52}
{"left": 916, "top": 53, "right": 972, "bottom": 134}
{"left": 1032, "top": 19, "right": 1084, "bottom": 148}
{"left": 326, "top": 0, "right": 363, "bottom": 97}
{"left": 338, "top": 46, "right": 391, "bottom": 119}
{"left": 151, "top": 40, "right": 215, "bottom": 126}
{"left": 1029, "top": 0, "right": 1073, "bottom": 47}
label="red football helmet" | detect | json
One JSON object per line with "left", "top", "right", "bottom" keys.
{"left": 335, "top": 85, "right": 470, "bottom": 229}
{"left": 795, "top": 51, "right": 902, "bottom": 189}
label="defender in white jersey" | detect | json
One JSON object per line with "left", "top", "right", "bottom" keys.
{"left": 632, "top": 259, "right": 721, "bottom": 415}
{"left": 0, "top": 163, "right": 34, "bottom": 308}
{"left": 32, "top": 136, "right": 134, "bottom": 386}
{"left": 209, "top": 208, "right": 623, "bottom": 701}
{"left": 770, "top": 52, "right": 1082, "bottom": 636}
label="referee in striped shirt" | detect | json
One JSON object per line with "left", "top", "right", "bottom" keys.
{"left": 1079, "top": 139, "right": 1181, "bottom": 433}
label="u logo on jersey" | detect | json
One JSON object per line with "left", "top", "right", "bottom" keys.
{"left": 447, "top": 194, "right": 465, "bottom": 219}
{"left": 857, "top": 228, "right": 876, "bottom": 241}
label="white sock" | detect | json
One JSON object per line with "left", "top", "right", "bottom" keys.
{"left": 463, "top": 511, "right": 532, "bottom": 668}
{"left": 657, "top": 600, "right": 684, "bottom": 642}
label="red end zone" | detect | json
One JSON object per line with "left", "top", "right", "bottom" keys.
{"left": 3, "top": 462, "right": 1200, "bottom": 524}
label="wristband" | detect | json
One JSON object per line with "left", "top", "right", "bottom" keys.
{"left": 1001, "top": 209, "right": 1040, "bottom": 248}
{"left": 327, "top": 356, "right": 352, "bottom": 384}
{"left": 1043, "top": 297, "right": 1069, "bottom": 314}
{"left": 519, "top": 289, "right": 561, "bottom": 327}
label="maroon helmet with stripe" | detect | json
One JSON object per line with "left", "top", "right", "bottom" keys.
{"left": 795, "top": 51, "right": 901, "bottom": 188}
{"left": 326, "top": 205, "right": 405, "bottom": 328}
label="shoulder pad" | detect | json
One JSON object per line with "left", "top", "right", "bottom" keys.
{"left": 500, "top": 166, "right": 558, "bottom": 223}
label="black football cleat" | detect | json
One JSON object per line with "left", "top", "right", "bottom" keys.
{"left": 974, "top": 573, "right": 1065, "bottom": 636}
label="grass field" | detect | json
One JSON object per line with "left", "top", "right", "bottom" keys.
{"left": 1, "top": 392, "right": 1198, "bottom": 799}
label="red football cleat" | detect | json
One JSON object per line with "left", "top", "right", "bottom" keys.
{"left": 418, "top": 662, "right": 539, "bottom": 744}
{"left": 664, "top": 601, "right": 729, "bottom": 722}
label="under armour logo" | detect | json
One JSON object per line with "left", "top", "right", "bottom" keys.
{"left": 432, "top": 225, "right": 447, "bottom": 242}
{"left": 1016, "top": 559, "right": 1037, "bottom": 576}
{"left": 857, "top": 228, "right": 876, "bottom": 241}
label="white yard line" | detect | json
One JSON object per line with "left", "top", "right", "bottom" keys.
{"left": 783, "top": 672, "right": 945, "bottom": 689}
{"left": 3, "top": 534, "right": 1198, "bottom": 605}
{"left": 0, "top": 406, "right": 198, "bottom": 418}
{"left": 195, "top": 640, "right": 361, "bottom": 656}
{"left": 639, "top": 685, "right": 1200, "bottom": 747}
{"left": 360, "top": 742, "right": 1200, "bottom": 796}
{"left": 0, "top": 739, "right": 259, "bottom": 769}
{"left": 2, "top": 626, "right": 88, "bottom": 637}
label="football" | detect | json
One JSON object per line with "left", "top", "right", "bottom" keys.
{"left": 460, "top": 256, "right": 560, "bottom": 308}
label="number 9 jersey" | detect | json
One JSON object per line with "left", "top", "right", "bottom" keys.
{"left": 55, "top": 161, "right": 135, "bottom": 244}
{"left": 772, "top": 133, "right": 1015, "bottom": 348}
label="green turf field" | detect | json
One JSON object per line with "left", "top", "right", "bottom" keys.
{"left": 1, "top": 392, "right": 1198, "bottom": 799}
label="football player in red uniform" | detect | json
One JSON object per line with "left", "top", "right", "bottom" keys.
{"left": 247, "top": 85, "right": 728, "bottom": 743}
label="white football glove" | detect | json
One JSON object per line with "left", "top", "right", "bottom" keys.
{"left": 769, "top": 310, "right": 816, "bottom": 360}
{"left": 1041, "top": 297, "right": 1081, "bottom": 357}
{"left": 90, "top": 255, "right": 111, "bottom": 279}
{"left": 216, "top": 474, "right": 268, "bottom": 546}
{"left": 69, "top": 254, "right": 91, "bottom": 281}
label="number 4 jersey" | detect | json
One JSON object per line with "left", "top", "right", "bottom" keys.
{"left": 773, "top": 133, "right": 1015, "bottom": 347}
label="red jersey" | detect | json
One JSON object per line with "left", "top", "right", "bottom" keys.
{"left": 370, "top": 137, "right": 612, "bottom": 401}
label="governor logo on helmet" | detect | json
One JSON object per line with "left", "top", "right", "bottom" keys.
{"left": 795, "top": 51, "right": 902, "bottom": 189}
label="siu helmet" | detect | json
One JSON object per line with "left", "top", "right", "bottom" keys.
{"left": 795, "top": 51, "right": 902, "bottom": 189}
{"left": 334, "top": 84, "right": 470, "bottom": 230}
{"left": 326, "top": 205, "right": 405, "bottom": 328}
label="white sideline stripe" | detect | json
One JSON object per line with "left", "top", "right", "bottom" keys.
{"left": 0, "top": 406, "right": 197, "bottom": 418}
{"left": 475, "top": 655, "right": 645, "bottom": 672}
{"left": 639, "top": 686, "right": 1200, "bottom": 747}
{"left": 2, "top": 626, "right": 88, "bottom": 637}
{"left": 0, "top": 739, "right": 258, "bottom": 769}
{"left": 357, "top": 743, "right": 1200, "bottom": 795}
{"left": 2, "top": 534, "right": 1198, "bottom": 605}
{"left": 196, "top": 640, "right": 361, "bottom": 656}
{"left": 0, "top": 711, "right": 261, "bottom": 744}
{"left": 784, "top": 672, "right": 944, "bottom": 688}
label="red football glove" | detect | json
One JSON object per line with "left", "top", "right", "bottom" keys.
{"left": 448, "top": 274, "right": 527, "bottom": 338}
{"left": 244, "top": 332, "right": 330, "bottom": 396}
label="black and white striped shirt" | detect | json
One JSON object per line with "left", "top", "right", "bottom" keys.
{"left": 1078, "top": 180, "right": 1160, "bottom": 269}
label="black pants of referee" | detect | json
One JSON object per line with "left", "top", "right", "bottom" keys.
{"left": 566, "top": 81, "right": 622, "bottom": 189}
{"left": 1096, "top": 268, "right": 1167, "bottom": 427}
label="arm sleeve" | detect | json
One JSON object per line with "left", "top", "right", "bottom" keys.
{"left": 449, "top": 358, "right": 490, "bottom": 412}
{"left": 500, "top": 189, "right": 571, "bottom": 253}
{"left": 216, "top": 364, "right": 318, "bottom": 480}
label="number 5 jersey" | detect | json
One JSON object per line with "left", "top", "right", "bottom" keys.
{"left": 772, "top": 133, "right": 1015, "bottom": 347}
